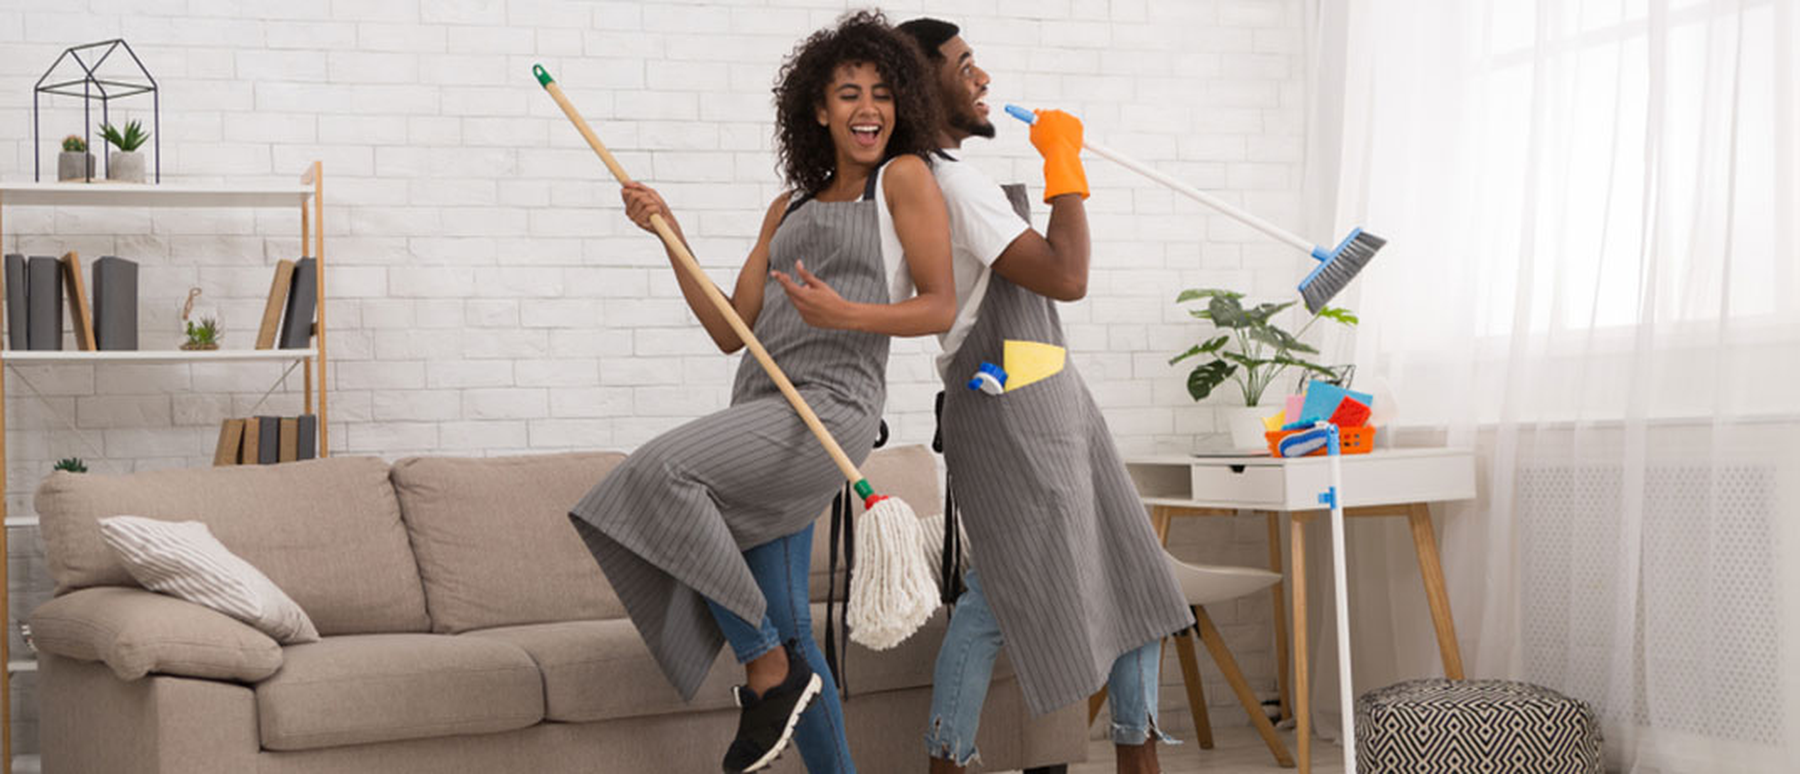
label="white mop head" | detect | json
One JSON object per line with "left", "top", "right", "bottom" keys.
{"left": 846, "top": 496, "right": 940, "bottom": 650}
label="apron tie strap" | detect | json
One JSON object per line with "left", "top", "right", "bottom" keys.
{"left": 933, "top": 391, "right": 965, "bottom": 609}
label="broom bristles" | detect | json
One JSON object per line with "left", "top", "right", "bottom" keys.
{"left": 1300, "top": 229, "right": 1385, "bottom": 313}
{"left": 846, "top": 497, "right": 940, "bottom": 650}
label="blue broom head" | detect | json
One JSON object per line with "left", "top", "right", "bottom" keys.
{"left": 1299, "top": 227, "right": 1385, "bottom": 314}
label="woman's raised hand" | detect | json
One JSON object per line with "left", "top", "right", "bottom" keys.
{"left": 620, "top": 182, "right": 675, "bottom": 234}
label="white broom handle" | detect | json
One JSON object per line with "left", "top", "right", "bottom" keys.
{"left": 1329, "top": 446, "right": 1358, "bottom": 773}
{"left": 1081, "top": 139, "right": 1316, "bottom": 253}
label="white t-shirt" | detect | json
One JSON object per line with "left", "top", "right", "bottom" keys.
{"left": 878, "top": 150, "right": 1030, "bottom": 379}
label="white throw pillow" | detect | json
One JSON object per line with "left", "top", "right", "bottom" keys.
{"left": 98, "top": 515, "right": 320, "bottom": 644}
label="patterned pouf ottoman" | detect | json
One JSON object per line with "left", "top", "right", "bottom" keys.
{"left": 1357, "top": 679, "right": 1603, "bottom": 773}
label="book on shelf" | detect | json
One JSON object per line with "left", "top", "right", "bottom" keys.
{"left": 279, "top": 417, "right": 299, "bottom": 463}
{"left": 214, "top": 419, "right": 247, "bottom": 467}
{"left": 256, "top": 259, "right": 296, "bottom": 350}
{"left": 61, "top": 251, "right": 97, "bottom": 351}
{"left": 91, "top": 256, "right": 139, "bottom": 351}
{"left": 297, "top": 414, "right": 317, "bottom": 460}
{"left": 26, "top": 256, "right": 62, "bottom": 351}
{"left": 257, "top": 416, "right": 280, "bottom": 465}
{"left": 4, "top": 254, "right": 26, "bottom": 350}
{"left": 241, "top": 417, "right": 261, "bottom": 465}
{"left": 279, "top": 257, "right": 318, "bottom": 350}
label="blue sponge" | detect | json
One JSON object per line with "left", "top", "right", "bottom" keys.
{"left": 1298, "top": 381, "right": 1373, "bottom": 425}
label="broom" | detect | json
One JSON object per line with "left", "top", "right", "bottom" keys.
{"left": 1004, "top": 104, "right": 1383, "bottom": 313}
{"left": 534, "top": 64, "right": 937, "bottom": 650}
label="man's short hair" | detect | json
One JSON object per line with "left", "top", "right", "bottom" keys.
{"left": 896, "top": 17, "right": 959, "bottom": 62}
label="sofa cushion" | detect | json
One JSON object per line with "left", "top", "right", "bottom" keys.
{"left": 29, "top": 586, "right": 284, "bottom": 682}
{"left": 256, "top": 633, "right": 543, "bottom": 751}
{"left": 35, "top": 457, "right": 431, "bottom": 636}
{"left": 464, "top": 602, "right": 1005, "bottom": 724}
{"left": 806, "top": 444, "right": 943, "bottom": 602}
{"left": 389, "top": 452, "right": 628, "bottom": 633}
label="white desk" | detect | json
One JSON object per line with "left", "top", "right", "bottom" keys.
{"left": 1125, "top": 448, "right": 1476, "bottom": 774}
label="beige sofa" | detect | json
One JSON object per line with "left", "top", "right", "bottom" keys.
{"left": 26, "top": 445, "right": 1084, "bottom": 773}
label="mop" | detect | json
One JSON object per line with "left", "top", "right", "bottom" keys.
{"left": 534, "top": 64, "right": 937, "bottom": 650}
{"left": 1004, "top": 105, "right": 1382, "bottom": 313}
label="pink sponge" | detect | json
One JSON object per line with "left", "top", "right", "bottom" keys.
{"left": 1328, "top": 397, "right": 1372, "bottom": 428}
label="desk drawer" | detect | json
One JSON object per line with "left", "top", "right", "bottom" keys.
{"left": 1190, "top": 464, "right": 1284, "bottom": 507}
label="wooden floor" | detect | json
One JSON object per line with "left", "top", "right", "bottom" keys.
{"left": 1051, "top": 722, "right": 1342, "bottom": 774}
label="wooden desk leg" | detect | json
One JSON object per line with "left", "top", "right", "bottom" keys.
{"left": 1407, "top": 502, "right": 1465, "bottom": 680}
{"left": 1265, "top": 510, "right": 1292, "bottom": 721}
{"left": 1151, "top": 505, "right": 1173, "bottom": 544}
{"left": 1291, "top": 515, "right": 1311, "bottom": 774}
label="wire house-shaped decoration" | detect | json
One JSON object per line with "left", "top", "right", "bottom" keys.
{"left": 34, "top": 39, "right": 161, "bottom": 183}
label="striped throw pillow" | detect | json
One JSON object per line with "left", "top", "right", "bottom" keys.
{"left": 98, "top": 516, "right": 320, "bottom": 644}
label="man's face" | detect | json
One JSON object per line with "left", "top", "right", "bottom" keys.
{"left": 934, "top": 35, "right": 994, "bottom": 140}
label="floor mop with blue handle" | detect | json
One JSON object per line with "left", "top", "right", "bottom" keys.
{"left": 1004, "top": 104, "right": 1382, "bottom": 313}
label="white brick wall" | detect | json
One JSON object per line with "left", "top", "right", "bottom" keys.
{"left": 1, "top": 0, "right": 1312, "bottom": 751}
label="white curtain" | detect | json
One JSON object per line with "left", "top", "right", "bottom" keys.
{"left": 1302, "top": 0, "right": 1800, "bottom": 771}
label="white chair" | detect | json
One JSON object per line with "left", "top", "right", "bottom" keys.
{"left": 1087, "top": 551, "right": 1295, "bottom": 768}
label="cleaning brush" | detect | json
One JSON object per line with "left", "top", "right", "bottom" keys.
{"left": 1005, "top": 104, "right": 1383, "bottom": 313}
{"left": 535, "top": 64, "right": 939, "bottom": 649}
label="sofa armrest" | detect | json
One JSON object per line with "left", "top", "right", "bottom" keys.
{"left": 29, "top": 586, "right": 284, "bottom": 682}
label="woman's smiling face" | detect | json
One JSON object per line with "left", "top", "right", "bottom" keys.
{"left": 816, "top": 61, "right": 894, "bottom": 172}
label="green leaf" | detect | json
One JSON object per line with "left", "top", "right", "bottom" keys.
{"left": 1187, "top": 308, "right": 1214, "bottom": 321}
{"left": 1175, "top": 288, "right": 1241, "bottom": 304}
{"left": 1221, "top": 351, "right": 1271, "bottom": 369}
{"left": 1168, "top": 335, "right": 1230, "bottom": 365}
{"left": 1245, "top": 300, "right": 1296, "bottom": 325}
{"left": 1185, "top": 361, "right": 1236, "bottom": 401}
{"left": 1207, "top": 295, "right": 1250, "bottom": 328}
{"left": 1250, "top": 325, "right": 1317, "bottom": 355}
{"left": 1315, "top": 307, "right": 1359, "bottom": 326}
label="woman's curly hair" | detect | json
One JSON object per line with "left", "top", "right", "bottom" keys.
{"left": 772, "top": 10, "right": 943, "bottom": 195}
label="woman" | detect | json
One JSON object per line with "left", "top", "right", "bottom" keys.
{"left": 568, "top": 12, "right": 952, "bottom": 774}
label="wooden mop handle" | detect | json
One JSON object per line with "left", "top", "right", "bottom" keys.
{"left": 534, "top": 65, "right": 867, "bottom": 489}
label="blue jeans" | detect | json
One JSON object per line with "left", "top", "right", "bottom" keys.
{"left": 704, "top": 524, "right": 855, "bottom": 774}
{"left": 925, "top": 568, "right": 1172, "bottom": 765}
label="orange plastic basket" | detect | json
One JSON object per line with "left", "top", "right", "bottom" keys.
{"left": 1264, "top": 425, "right": 1376, "bottom": 457}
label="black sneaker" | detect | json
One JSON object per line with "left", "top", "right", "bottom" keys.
{"left": 722, "top": 640, "right": 823, "bottom": 773}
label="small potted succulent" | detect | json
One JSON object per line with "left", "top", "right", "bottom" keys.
{"left": 182, "top": 317, "right": 222, "bottom": 351}
{"left": 58, "top": 134, "right": 93, "bottom": 182}
{"left": 53, "top": 457, "right": 88, "bottom": 473}
{"left": 99, "top": 119, "right": 150, "bottom": 183}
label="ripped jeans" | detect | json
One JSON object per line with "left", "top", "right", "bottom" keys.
{"left": 924, "top": 568, "right": 1172, "bottom": 765}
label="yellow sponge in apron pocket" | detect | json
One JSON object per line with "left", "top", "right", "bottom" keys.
{"left": 1001, "top": 340, "right": 1065, "bottom": 392}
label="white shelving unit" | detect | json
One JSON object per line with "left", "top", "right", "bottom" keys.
{"left": 0, "top": 166, "right": 328, "bottom": 773}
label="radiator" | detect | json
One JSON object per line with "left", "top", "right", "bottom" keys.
{"left": 1517, "top": 462, "right": 1783, "bottom": 746}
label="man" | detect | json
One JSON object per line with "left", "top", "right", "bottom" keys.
{"left": 895, "top": 18, "right": 1196, "bottom": 774}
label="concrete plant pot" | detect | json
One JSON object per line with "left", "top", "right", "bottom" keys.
{"left": 57, "top": 151, "right": 94, "bottom": 182}
{"left": 107, "top": 151, "right": 146, "bottom": 183}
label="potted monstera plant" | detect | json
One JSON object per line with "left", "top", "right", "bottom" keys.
{"left": 1170, "top": 289, "right": 1357, "bottom": 449}
{"left": 100, "top": 120, "right": 150, "bottom": 183}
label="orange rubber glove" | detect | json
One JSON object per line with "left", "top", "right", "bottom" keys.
{"left": 1029, "top": 109, "right": 1088, "bottom": 203}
